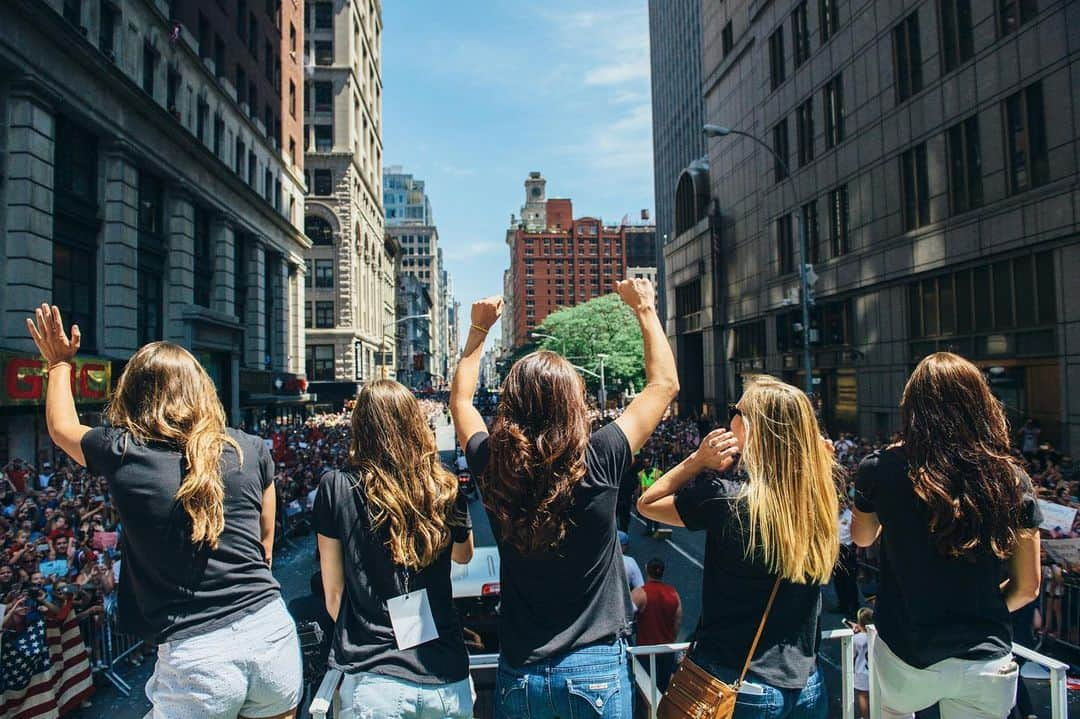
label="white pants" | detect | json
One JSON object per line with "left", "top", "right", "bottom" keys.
{"left": 870, "top": 632, "right": 1018, "bottom": 719}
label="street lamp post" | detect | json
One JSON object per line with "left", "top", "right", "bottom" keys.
{"left": 704, "top": 124, "right": 814, "bottom": 397}
{"left": 596, "top": 353, "right": 608, "bottom": 411}
{"left": 530, "top": 332, "right": 566, "bottom": 356}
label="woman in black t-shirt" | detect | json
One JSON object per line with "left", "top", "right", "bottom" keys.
{"left": 28, "top": 305, "right": 301, "bottom": 719}
{"left": 450, "top": 280, "right": 678, "bottom": 719}
{"left": 313, "top": 379, "right": 475, "bottom": 719}
{"left": 852, "top": 353, "right": 1041, "bottom": 719}
{"left": 639, "top": 376, "right": 839, "bottom": 719}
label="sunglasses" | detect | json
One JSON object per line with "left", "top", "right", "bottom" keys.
{"left": 728, "top": 404, "right": 742, "bottom": 421}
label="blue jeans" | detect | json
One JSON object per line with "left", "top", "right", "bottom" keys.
{"left": 496, "top": 638, "right": 633, "bottom": 719}
{"left": 689, "top": 656, "right": 828, "bottom": 719}
{"left": 338, "top": 671, "right": 473, "bottom": 719}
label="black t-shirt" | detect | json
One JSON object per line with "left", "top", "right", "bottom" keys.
{"left": 81, "top": 427, "right": 281, "bottom": 643}
{"left": 466, "top": 421, "right": 634, "bottom": 668}
{"left": 675, "top": 477, "right": 822, "bottom": 690}
{"left": 854, "top": 446, "right": 1042, "bottom": 668}
{"left": 312, "top": 469, "right": 472, "bottom": 684}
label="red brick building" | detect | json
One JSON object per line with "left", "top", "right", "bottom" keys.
{"left": 508, "top": 195, "right": 635, "bottom": 347}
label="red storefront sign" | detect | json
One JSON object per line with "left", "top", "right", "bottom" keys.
{"left": 1, "top": 352, "right": 112, "bottom": 406}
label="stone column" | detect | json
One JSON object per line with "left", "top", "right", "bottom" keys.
{"left": 166, "top": 186, "right": 196, "bottom": 344}
{"left": 3, "top": 77, "right": 57, "bottom": 350}
{"left": 273, "top": 255, "right": 289, "bottom": 370}
{"left": 289, "top": 259, "right": 305, "bottom": 375}
{"left": 211, "top": 214, "right": 237, "bottom": 316}
{"left": 244, "top": 240, "right": 266, "bottom": 368}
{"left": 101, "top": 141, "right": 139, "bottom": 356}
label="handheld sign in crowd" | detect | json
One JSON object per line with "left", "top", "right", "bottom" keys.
{"left": 92, "top": 531, "right": 118, "bottom": 551}
{"left": 1037, "top": 499, "right": 1078, "bottom": 533}
{"left": 39, "top": 559, "right": 69, "bottom": 578}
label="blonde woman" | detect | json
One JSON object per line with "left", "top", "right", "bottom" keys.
{"left": 638, "top": 376, "right": 838, "bottom": 719}
{"left": 314, "top": 380, "right": 474, "bottom": 719}
{"left": 28, "top": 305, "right": 301, "bottom": 719}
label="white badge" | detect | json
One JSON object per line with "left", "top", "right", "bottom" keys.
{"left": 386, "top": 588, "right": 439, "bottom": 650}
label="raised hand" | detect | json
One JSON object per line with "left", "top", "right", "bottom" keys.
{"left": 26, "top": 303, "right": 81, "bottom": 367}
{"left": 615, "top": 278, "right": 656, "bottom": 312}
{"left": 470, "top": 296, "right": 504, "bottom": 332}
{"left": 695, "top": 429, "right": 740, "bottom": 472}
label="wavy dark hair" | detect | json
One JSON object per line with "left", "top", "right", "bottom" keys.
{"left": 482, "top": 351, "right": 590, "bottom": 556}
{"left": 901, "top": 352, "right": 1027, "bottom": 560}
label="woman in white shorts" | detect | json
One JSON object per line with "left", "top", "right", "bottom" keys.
{"left": 29, "top": 305, "right": 301, "bottom": 719}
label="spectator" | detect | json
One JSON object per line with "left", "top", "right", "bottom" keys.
{"left": 1018, "top": 418, "right": 1041, "bottom": 459}
{"left": 638, "top": 457, "right": 662, "bottom": 535}
{"left": 833, "top": 500, "right": 860, "bottom": 618}
{"left": 636, "top": 558, "right": 682, "bottom": 692}
{"left": 851, "top": 607, "right": 872, "bottom": 719}
{"left": 619, "top": 531, "right": 647, "bottom": 612}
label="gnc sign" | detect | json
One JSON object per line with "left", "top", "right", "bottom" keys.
{"left": 1, "top": 352, "right": 112, "bottom": 406}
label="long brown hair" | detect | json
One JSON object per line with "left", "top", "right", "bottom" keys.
{"left": 738, "top": 376, "right": 840, "bottom": 583}
{"left": 105, "top": 342, "right": 241, "bottom": 549}
{"left": 349, "top": 380, "right": 459, "bottom": 570}
{"left": 484, "top": 351, "right": 590, "bottom": 556}
{"left": 901, "top": 352, "right": 1026, "bottom": 560}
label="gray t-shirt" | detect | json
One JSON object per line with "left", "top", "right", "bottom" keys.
{"left": 81, "top": 427, "right": 280, "bottom": 643}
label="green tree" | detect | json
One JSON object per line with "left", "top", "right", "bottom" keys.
{"left": 534, "top": 293, "right": 644, "bottom": 393}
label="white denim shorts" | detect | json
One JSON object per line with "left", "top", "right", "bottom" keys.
{"left": 144, "top": 597, "right": 303, "bottom": 719}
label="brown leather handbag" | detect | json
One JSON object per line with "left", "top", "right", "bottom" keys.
{"left": 657, "top": 578, "right": 782, "bottom": 719}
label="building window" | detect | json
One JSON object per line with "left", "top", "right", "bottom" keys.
{"left": 289, "top": 80, "right": 296, "bottom": 118}
{"left": 306, "top": 345, "right": 335, "bottom": 381}
{"left": 314, "top": 124, "right": 332, "bottom": 151}
{"left": 214, "top": 113, "right": 224, "bottom": 157}
{"left": 733, "top": 321, "right": 766, "bottom": 359}
{"left": 314, "top": 259, "right": 334, "bottom": 287}
{"left": 893, "top": 11, "right": 923, "bottom": 103}
{"left": 192, "top": 208, "right": 213, "bottom": 307}
{"left": 236, "top": 138, "right": 246, "bottom": 177}
{"left": 137, "top": 173, "right": 165, "bottom": 346}
{"left": 142, "top": 42, "right": 157, "bottom": 96}
{"left": 800, "top": 200, "right": 820, "bottom": 264}
{"left": 313, "top": 81, "right": 333, "bottom": 112}
{"left": 1005, "top": 82, "right": 1048, "bottom": 193}
{"left": 63, "top": 0, "right": 81, "bottom": 24}
{"left": 313, "top": 169, "right": 333, "bottom": 195}
{"left": 197, "top": 99, "right": 208, "bottom": 143}
{"left": 315, "top": 41, "right": 333, "bottom": 66}
{"left": 823, "top": 74, "right": 844, "bottom": 149}
{"left": 314, "top": 2, "right": 333, "bottom": 29}
{"left": 315, "top": 301, "right": 334, "bottom": 328}
{"left": 939, "top": 0, "right": 974, "bottom": 73}
{"left": 828, "top": 185, "right": 849, "bottom": 257}
{"left": 819, "top": 0, "right": 839, "bottom": 43}
{"left": 248, "top": 150, "right": 256, "bottom": 187}
{"left": 777, "top": 214, "right": 795, "bottom": 275}
{"left": 947, "top": 115, "right": 983, "bottom": 214}
{"left": 796, "top": 98, "right": 814, "bottom": 167}
{"left": 999, "top": 0, "right": 1038, "bottom": 36}
{"left": 264, "top": 253, "right": 277, "bottom": 362}
{"left": 722, "top": 20, "right": 734, "bottom": 56}
{"left": 306, "top": 215, "right": 334, "bottom": 244}
{"left": 900, "top": 143, "right": 930, "bottom": 231}
{"left": 772, "top": 118, "right": 789, "bottom": 183}
{"left": 768, "top": 26, "right": 786, "bottom": 91}
{"left": 248, "top": 13, "right": 258, "bottom": 55}
{"left": 304, "top": 259, "right": 312, "bottom": 289}
{"left": 99, "top": 0, "right": 117, "bottom": 57}
{"left": 52, "top": 242, "right": 97, "bottom": 353}
{"left": 214, "top": 35, "right": 225, "bottom": 76}
{"left": 304, "top": 302, "right": 312, "bottom": 328}
{"left": 289, "top": 22, "right": 297, "bottom": 53}
{"left": 792, "top": 2, "right": 810, "bottom": 68}
{"left": 236, "top": 65, "right": 248, "bottom": 106}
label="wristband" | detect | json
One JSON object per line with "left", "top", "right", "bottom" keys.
{"left": 48, "top": 361, "right": 73, "bottom": 371}
{"left": 470, "top": 324, "right": 489, "bottom": 334}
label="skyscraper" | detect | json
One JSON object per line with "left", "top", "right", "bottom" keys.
{"left": 302, "top": 0, "right": 395, "bottom": 403}
{"left": 648, "top": 0, "right": 706, "bottom": 317}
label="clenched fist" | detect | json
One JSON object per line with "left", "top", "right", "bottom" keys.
{"left": 470, "top": 296, "right": 504, "bottom": 332}
{"left": 616, "top": 278, "right": 656, "bottom": 312}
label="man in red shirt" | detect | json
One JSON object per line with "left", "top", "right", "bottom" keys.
{"left": 636, "top": 558, "right": 682, "bottom": 691}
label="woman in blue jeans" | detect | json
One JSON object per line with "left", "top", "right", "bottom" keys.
{"left": 314, "top": 380, "right": 475, "bottom": 718}
{"left": 451, "top": 280, "right": 678, "bottom": 719}
{"left": 639, "top": 376, "right": 840, "bottom": 719}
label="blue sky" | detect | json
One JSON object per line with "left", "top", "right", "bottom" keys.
{"left": 382, "top": 1, "right": 654, "bottom": 342}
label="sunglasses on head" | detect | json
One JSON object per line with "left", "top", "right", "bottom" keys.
{"left": 728, "top": 404, "right": 742, "bottom": 421}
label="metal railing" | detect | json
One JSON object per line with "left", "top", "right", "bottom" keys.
{"left": 78, "top": 607, "right": 145, "bottom": 696}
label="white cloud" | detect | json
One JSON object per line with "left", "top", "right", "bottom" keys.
{"left": 444, "top": 241, "right": 504, "bottom": 261}
{"left": 584, "top": 58, "right": 649, "bottom": 86}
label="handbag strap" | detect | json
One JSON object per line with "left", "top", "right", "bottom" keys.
{"left": 736, "top": 577, "right": 782, "bottom": 687}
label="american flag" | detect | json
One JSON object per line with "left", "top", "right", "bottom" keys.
{"left": 1, "top": 612, "right": 94, "bottom": 719}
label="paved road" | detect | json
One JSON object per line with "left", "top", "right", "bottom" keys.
{"left": 76, "top": 416, "right": 1077, "bottom": 718}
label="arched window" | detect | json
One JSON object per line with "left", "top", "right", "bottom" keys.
{"left": 306, "top": 215, "right": 334, "bottom": 245}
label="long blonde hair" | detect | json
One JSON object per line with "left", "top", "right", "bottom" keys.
{"left": 105, "top": 342, "right": 241, "bottom": 549}
{"left": 737, "top": 376, "right": 839, "bottom": 584}
{"left": 349, "top": 380, "right": 459, "bottom": 570}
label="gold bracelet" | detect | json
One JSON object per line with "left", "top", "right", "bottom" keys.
{"left": 470, "top": 324, "right": 489, "bottom": 334}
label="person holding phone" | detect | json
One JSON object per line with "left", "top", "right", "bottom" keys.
{"left": 638, "top": 376, "right": 839, "bottom": 719}
{"left": 852, "top": 353, "right": 1042, "bottom": 719}
{"left": 28, "top": 304, "right": 302, "bottom": 719}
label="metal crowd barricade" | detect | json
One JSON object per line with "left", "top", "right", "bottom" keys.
{"left": 77, "top": 606, "right": 145, "bottom": 696}
{"left": 1050, "top": 574, "right": 1080, "bottom": 651}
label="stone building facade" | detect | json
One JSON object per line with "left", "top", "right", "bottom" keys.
{"left": 302, "top": 0, "right": 393, "bottom": 405}
{"left": 667, "top": 0, "right": 1080, "bottom": 449}
{"left": 0, "top": 0, "right": 308, "bottom": 461}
